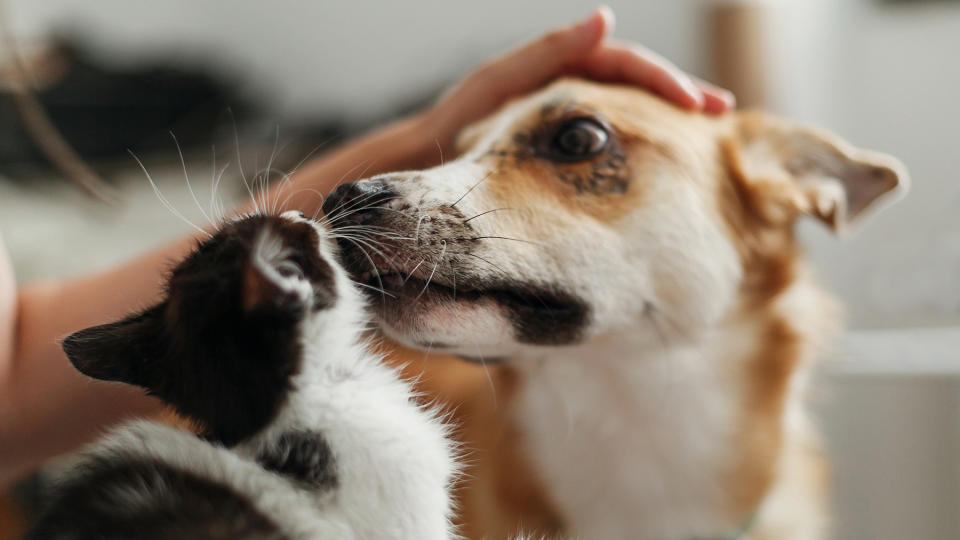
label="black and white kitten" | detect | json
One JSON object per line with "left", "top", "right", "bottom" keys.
{"left": 26, "top": 211, "right": 457, "bottom": 539}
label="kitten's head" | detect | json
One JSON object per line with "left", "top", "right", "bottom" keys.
{"left": 62, "top": 211, "right": 361, "bottom": 446}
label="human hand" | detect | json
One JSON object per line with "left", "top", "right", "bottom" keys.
{"left": 0, "top": 232, "right": 14, "bottom": 320}
{"left": 286, "top": 6, "right": 735, "bottom": 208}
{"left": 424, "top": 6, "right": 735, "bottom": 153}
{"left": 0, "top": 232, "right": 16, "bottom": 389}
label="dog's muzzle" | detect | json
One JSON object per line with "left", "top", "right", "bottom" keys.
{"left": 322, "top": 180, "right": 395, "bottom": 224}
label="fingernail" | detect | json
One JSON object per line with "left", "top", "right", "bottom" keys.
{"left": 718, "top": 88, "right": 736, "bottom": 108}
{"left": 576, "top": 6, "right": 612, "bottom": 37}
{"left": 679, "top": 77, "right": 705, "bottom": 109}
{"left": 596, "top": 5, "right": 615, "bottom": 30}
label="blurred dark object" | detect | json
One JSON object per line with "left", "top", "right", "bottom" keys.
{"left": 0, "top": 34, "right": 443, "bottom": 192}
{"left": 0, "top": 37, "right": 257, "bottom": 175}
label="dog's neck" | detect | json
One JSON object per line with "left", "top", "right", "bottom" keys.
{"left": 507, "top": 329, "right": 744, "bottom": 538}
{"left": 503, "top": 270, "right": 831, "bottom": 539}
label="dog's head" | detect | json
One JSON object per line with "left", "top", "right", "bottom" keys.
{"left": 324, "top": 79, "right": 906, "bottom": 359}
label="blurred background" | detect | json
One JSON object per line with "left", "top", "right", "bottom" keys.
{"left": 0, "top": 0, "right": 957, "bottom": 538}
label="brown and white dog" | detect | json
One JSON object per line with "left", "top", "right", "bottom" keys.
{"left": 322, "top": 79, "right": 907, "bottom": 540}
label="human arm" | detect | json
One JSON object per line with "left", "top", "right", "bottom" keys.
{"left": 0, "top": 6, "right": 732, "bottom": 487}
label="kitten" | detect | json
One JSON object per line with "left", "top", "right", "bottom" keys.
{"left": 26, "top": 211, "right": 457, "bottom": 539}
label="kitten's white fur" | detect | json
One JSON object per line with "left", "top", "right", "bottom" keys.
{"left": 57, "top": 212, "right": 458, "bottom": 540}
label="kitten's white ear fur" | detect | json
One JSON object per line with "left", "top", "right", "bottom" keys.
{"left": 726, "top": 112, "right": 909, "bottom": 233}
{"left": 243, "top": 229, "right": 311, "bottom": 311}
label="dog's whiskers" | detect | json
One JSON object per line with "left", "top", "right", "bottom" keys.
{"left": 338, "top": 237, "right": 389, "bottom": 306}
{"left": 333, "top": 233, "right": 395, "bottom": 263}
{"left": 447, "top": 256, "right": 458, "bottom": 302}
{"left": 449, "top": 171, "right": 493, "bottom": 208}
{"left": 403, "top": 259, "right": 426, "bottom": 285}
{"left": 414, "top": 261, "right": 442, "bottom": 302}
{"left": 473, "top": 345, "right": 498, "bottom": 409}
{"left": 323, "top": 196, "right": 398, "bottom": 227}
{"left": 414, "top": 240, "right": 447, "bottom": 302}
{"left": 461, "top": 252, "right": 507, "bottom": 277}
{"left": 322, "top": 190, "right": 403, "bottom": 226}
{"left": 414, "top": 214, "right": 427, "bottom": 245}
{"left": 462, "top": 207, "right": 516, "bottom": 224}
{"left": 353, "top": 281, "right": 396, "bottom": 298}
{"left": 337, "top": 229, "right": 412, "bottom": 241}
{"left": 333, "top": 231, "right": 408, "bottom": 274}
{"left": 472, "top": 235, "right": 542, "bottom": 247}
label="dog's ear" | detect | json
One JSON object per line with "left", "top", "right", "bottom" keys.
{"left": 724, "top": 112, "right": 908, "bottom": 232}
{"left": 62, "top": 303, "right": 165, "bottom": 387}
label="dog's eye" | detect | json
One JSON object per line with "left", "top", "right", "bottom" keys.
{"left": 550, "top": 118, "right": 609, "bottom": 160}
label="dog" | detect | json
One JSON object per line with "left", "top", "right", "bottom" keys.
{"left": 322, "top": 78, "right": 907, "bottom": 539}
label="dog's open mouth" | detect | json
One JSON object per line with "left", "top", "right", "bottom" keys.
{"left": 356, "top": 270, "right": 480, "bottom": 304}
{"left": 337, "top": 239, "right": 590, "bottom": 345}
{"left": 353, "top": 265, "right": 590, "bottom": 343}
{"left": 354, "top": 268, "right": 547, "bottom": 310}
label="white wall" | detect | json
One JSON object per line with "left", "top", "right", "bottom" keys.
{"left": 8, "top": 0, "right": 706, "bottom": 123}
{"left": 815, "top": 372, "right": 960, "bottom": 540}
{"left": 769, "top": 5, "right": 960, "bottom": 538}
{"left": 773, "top": 0, "right": 960, "bottom": 330}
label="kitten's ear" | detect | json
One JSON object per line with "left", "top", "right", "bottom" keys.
{"left": 242, "top": 230, "right": 309, "bottom": 312}
{"left": 62, "top": 304, "right": 165, "bottom": 386}
{"left": 725, "top": 112, "right": 908, "bottom": 233}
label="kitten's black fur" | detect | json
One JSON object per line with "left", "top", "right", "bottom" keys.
{"left": 27, "top": 457, "right": 288, "bottom": 540}
{"left": 63, "top": 214, "right": 335, "bottom": 446}
{"left": 27, "top": 214, "right": 339, "bottom": 539}
{"left": 256, "top": 430, "right": 337, "bottom": 489}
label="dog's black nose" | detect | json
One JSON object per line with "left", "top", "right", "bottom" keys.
{"left": 322, "top": 180, "right": 394, "bottom": 221}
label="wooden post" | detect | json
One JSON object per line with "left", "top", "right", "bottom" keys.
{"left": 706, "top": 2, "right": 769, "bottom": 109}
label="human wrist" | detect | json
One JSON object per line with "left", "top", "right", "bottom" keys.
{"left": 0, "top": 234, "right": 15, "bottom": 362}
{"left": 354, "top": 109, "right": 438, "bottom": 171}
{"left": 401, "top": 108, "right": 448, "bottom": 166}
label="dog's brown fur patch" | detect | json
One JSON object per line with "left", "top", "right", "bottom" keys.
{"left": 715, "top": 124, "right": 837, "bottom": 527}
{"left": 416, "top": 82, "right": 835, "bottom": 537}
{"left": 373, "top": 79, "right": 900, "bottom": 538}
{"left": 477, "top": 83, "right": 722, "bottom": 225}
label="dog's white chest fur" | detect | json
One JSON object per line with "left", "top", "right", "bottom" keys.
{"left": 513, "top": 336, "right": 744, "bottom": 540}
